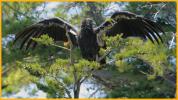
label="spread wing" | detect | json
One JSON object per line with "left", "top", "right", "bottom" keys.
{"left": 95, "top": 11, "right": 164, "bottom": 44}
{"left": 14, "top": 18, "right": 78, "bottom": 50}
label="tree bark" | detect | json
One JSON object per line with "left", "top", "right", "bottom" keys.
{"left": 74, "top": 80, "right": 81, "bottom": 98}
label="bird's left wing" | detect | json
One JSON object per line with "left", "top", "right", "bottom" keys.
{"left": 14, "top": 18, "right": 79, "bottom": 50}
{"left": 95, "top": 11, "right": 164, "bottom": 44}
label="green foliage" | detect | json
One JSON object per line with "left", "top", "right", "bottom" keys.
{"left": 74, "top": 59, "right": 100, "bottom": 77}
{"left": 49, "top": 59, "right": 69, "bottom": 74}
{"left": 99, "top": 32, "right": 174, "bottom": 80}
{"left": 105, "top": 34, "right": 124, "bottom": 49}
{"left": 18, "top": 61, "right": 47, "bottom": 77}
{"left": 3, "top": 68, "right": 38, "bottom": 94}
{"left": 97, "top": 31, "right": 175, "bottom": 98}
{"left": 32, "top": 34, "right": 54, "bottom": 46}
{"left": 113, "top": 37, "right": 173, "bottom": 79}
{"left": 115, "top": 60, "right": 132, "bottom": 73}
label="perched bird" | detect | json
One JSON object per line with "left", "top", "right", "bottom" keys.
{"left": 14, "top": 11, "right": 164, "bottom": 64}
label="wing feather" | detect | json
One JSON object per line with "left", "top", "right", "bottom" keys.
{"left": 25, "top": 28, "right": 45, "bottom": 50}
{"left": 142, "top": 20, "right": 163, "bottom": 43}
{"left": 14, "top": 26, "right": 35, "bottom": 43}
{"left": 20, "top": 29, "right": 39, "bottom": 49}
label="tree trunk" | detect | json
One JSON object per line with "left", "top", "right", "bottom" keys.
{"left": 74, "top": 80, "right": 81, "bottom": 98}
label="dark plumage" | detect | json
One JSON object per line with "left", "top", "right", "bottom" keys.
{"left": 78, "top": 18, "right": 99, "bottom": 61}
{"left": 13, "top": 11, "right": 164, "bottom": 64}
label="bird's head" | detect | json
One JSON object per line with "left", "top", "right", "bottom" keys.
{"left": 81, "top": 18, "right": 96, "bottom": 30}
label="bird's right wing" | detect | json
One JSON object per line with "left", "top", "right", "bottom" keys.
{"left": 95, "top": 11, "right": 164, "bottom": 44}
{"left": 14, "top": 18, "right": 79, "bottom": 50}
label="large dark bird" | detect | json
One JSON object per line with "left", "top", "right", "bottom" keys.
{"left": 14, "top": 11, "right": 164, "bottom": 64}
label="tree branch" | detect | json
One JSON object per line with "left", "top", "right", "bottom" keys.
{"left": 88, "top": 87, "right": 102, "bottom": 98}
{"left": 153, "top": 3, "right": 167, "bottom": 19}
{"left": 51, "top": 43, "right": 71, "bottom": 51}
{"left": 98, "top": 49, "right": 112, "bottom": 63}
